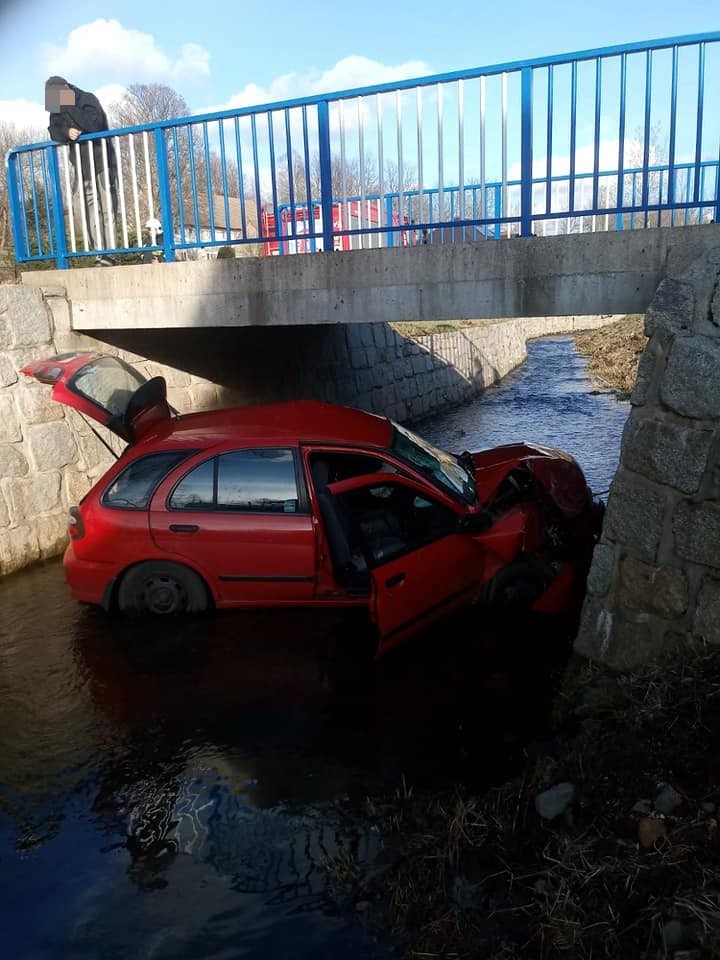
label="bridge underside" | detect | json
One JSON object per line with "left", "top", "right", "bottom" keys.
{"left": 22, "top": 224, "right": 720, "bottom": 330}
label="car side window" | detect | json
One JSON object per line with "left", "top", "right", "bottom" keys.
{"left": 103, "top": 451, "right": 192, "bottom": 510}
{"left": 336, "top": 482, "right": 456, "bottom": 567}
{"left": 217, "top": 449, "right": 299, "bottom": 513}
{"left": 309, "top": 452, "right": 395, "bottom": 488}
{"left": 169, "top": 458, "right": 215, "bottom": 510}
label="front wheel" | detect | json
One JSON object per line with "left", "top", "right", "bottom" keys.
{"left": 117, "top": 561, "right": 208, "bottom": 617}
{"left": 482, "top": 554, "right": 555, "bottom": 613}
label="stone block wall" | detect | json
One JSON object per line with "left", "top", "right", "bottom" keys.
{"left": 576, "top": 248, "right": 720, "bottom": 666}
{"left": 1, "top": 280, "right": 615, "bottom": 577}
{"left": 0, "top": 285, "right": 221, "bottom": 576}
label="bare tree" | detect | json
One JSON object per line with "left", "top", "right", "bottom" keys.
{"left": 0, "top": 121, "right": 48, "bottom": 256}
{"left": 109, "top": 84, "right": 191, "bottom": 129}
{"left": 275, "top": 151, "right": 383, "bottom": 205}
{"left": 614, "top": 123, "right": 679, "bottom": 229}
{"left": 106, "top": 83, "right": 197, "bottom": 244}
{"left": 382, "top": 159, "right": 418, "bottom": 195}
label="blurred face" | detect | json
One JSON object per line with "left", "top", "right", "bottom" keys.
{"left": 45, "top": 86, "right": 75, "bottom": 112}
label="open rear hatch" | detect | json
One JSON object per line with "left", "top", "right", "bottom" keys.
{"left": 21, "top": 352, "right": 173, "bottom": 444}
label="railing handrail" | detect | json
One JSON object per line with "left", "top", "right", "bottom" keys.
{"left": 7, "top": 31, "right": 719, "bottom": 267}
{"left": 7, "top": 30, "right": 720, "bottom": 162}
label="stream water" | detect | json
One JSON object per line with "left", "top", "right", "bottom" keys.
{"left": 0, "top": 336, "right": 630, "bottom": 959}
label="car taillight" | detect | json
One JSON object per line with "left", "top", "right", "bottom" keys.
{"left": 68, "top": 505, "right": 85, "bottom": 540}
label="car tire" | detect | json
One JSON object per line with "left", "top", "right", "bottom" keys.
{"left": 117, "top": 561, "right": 208, "bottom": 617}
{"left": 483, "top": 554, "right": 554, "bottom": 613}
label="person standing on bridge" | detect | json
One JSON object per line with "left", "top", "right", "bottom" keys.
{"left": 45, "top": 76, "right": 118, "bottom": 266}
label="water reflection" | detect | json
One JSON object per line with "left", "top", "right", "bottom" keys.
{"left": 0, "top": 564, "right": 390, "bottom": 959}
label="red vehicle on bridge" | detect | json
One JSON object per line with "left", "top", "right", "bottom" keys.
{"left": 261, "top": 201, "right": 410, "bottom": 254}
{"left": 23, "top": 352, "right": 602, "bottom": 656}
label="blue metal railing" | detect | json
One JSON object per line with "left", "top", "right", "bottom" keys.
{"left": 6, "top": 31, "right": 720, "bottom": 268}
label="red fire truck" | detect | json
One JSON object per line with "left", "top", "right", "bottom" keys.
{"left": 261, "top": 200, "right": 410, "bottom": 255}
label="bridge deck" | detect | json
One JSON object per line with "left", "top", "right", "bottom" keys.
{"left": 21, "top": 224, "right": 720, "bottom": 330}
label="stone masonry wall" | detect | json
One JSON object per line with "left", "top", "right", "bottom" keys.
{"left": 576, "top": 248, "right": 720, "bottom": 666}
{"left": 1, "top": 280, "right": 615, "bottom": 576}
{"left": 0, "top": 284, "right": 225, "bottom": 576}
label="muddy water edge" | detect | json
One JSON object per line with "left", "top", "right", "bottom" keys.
{"left": 0, "top": 336, "right": 631, "bottom": 959}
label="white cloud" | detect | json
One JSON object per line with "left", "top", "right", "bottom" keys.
{"left": 507, "top": 138, "right": 663, "bottom": 182}
{"left": 204, "top": 55, "right": 432, "bottom": 113}
{"left": 95, "top": 84, "right": 130, "bottom": 121}
{"left": 0, "top": 98, "right": 48, "bottom": 139}
{"left": 41, "top": 19, "right": 210, "bottom": 85}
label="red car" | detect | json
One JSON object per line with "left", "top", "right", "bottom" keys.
{"left": 23, "top": 352, "right": 602, "bottom": 655}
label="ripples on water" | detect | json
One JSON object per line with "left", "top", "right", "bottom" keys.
{"left": 0, "top": 337, "right": 630, "bottom": 959}
{"left": 421, "top": 335, "right": 630, "bottom": 495}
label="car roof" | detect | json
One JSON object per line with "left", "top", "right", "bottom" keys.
{"left": 136, "top": 400, "right": 393, "bottom": 452}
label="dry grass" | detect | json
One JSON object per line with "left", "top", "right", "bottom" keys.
{"left": 391, "top": 319, "right": 492, "bottom": 338}
{"left": 367, "top": 647, "right": 720, "bottom": 959}
{"left": 322, "top": 849, "right": 362, "bottom": 892}
{"left": 574, "top": 315, "right": 647, "bottom": 397}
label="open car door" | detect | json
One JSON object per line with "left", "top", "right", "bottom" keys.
{"left": 325, "top": 474, "right": 484, "bottom": 655}
{"left": 21, "top": 352, "right": 173, "bottom": 444}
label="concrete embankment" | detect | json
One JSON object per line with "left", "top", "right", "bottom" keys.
{"left": 0, "top": 280, "right": 615, "bottom": 576}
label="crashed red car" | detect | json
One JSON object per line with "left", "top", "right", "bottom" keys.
{"left": 23, "top": 352, "right": 602, "bottom": 655}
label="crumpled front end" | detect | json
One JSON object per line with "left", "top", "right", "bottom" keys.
{"left": 469, "top": 442, "right": 603, "bottom": 621}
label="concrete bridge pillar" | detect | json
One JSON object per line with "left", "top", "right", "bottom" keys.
{"left": 576, "top": 247, "right": 720, "bottom": 665}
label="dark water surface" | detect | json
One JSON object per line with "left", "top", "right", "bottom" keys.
{"left": 0, "top": 337, "right": 630, "bottom": 959}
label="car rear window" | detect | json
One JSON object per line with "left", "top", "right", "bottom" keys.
{"left": 71, "top": 356, "right": 146, "bottom": 416}
{"left": 102, "top": 452, "right": 191, "bottom": 510}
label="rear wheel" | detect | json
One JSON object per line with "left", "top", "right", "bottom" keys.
{"left": 117, "top": 561, "right": 208, "bottom": 617}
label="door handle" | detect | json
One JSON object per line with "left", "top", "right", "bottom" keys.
{"left": 169, "top": 524, "right": 200, "bottom": 533}
{"left": 385, "top": 572, "right": 406, "bottom": 588}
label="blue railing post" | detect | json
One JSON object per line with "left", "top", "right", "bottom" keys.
{"left": 317, "top": 100, "right": 335, "bottom": 252}
{"left": 520, "top": 66, "right": 533, "bottom": 237}
{"left": 386, "top": 196, "right": 394, "bottom": 246}
{"left": 46, "top": 147, "right": 68, "bottom": 269}
{"left": 5, "top": 152, "right": 28, "bottom": 263}
{"left": 493, "top": 185, "right": 501, "bottom": 239}
{"left": 154, "top": 128, "right": 176, "bottom": 262}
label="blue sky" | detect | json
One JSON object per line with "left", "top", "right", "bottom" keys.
{"left": 0, "top": 0, "right": 717, "bottom": 134}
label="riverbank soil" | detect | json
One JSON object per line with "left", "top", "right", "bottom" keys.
{"left": 574, "top": 315, "right": 647, "bottom": 397}
{"left": 363, "top": 647, "right": 720, "bottom": 959}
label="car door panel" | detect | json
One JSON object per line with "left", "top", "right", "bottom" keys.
{"left": 371, "top": 535, "right": 481, "bottom": 654}
{"left": 151, "top": 510, "right": 316, "bottom": 604}
{"left": 325, "top": 475, "right": 483, "bottom": 653}
{"left": 150, "top": 448, "right": 317, "bottom": 606}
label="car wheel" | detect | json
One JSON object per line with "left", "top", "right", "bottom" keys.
{"left": 484, "top": 554, "right": 553, "bottom": 613}
{"left": 117, "top": 561, "right": 208, "bottom": 617}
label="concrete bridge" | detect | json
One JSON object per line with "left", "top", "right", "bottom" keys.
{"left": 21, "top": 224, "right": 720, "bottom": 331}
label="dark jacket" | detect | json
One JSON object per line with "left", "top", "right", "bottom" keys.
{"left": 48, "top": 80, "right": 116, "bottom": 181}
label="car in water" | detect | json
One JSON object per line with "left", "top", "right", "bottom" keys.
{"left": 23, "top": 352, "right": 603, "bottom": 655}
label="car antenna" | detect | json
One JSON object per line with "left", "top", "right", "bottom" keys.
{"left": 78, "top": 413, "right": 119, "bottom": 460}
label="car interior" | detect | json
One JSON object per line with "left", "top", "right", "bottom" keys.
{"left": 309, "top": 452, "right": 455, "bottom": 585}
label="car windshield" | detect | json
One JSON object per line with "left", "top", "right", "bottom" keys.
{"left": 391, "top": 423, "right": 476, "bottom": 505}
